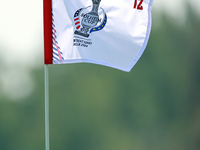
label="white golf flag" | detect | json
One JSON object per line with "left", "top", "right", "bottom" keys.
{"left": 44, "top": 0, "right": 154, "bottom": 72}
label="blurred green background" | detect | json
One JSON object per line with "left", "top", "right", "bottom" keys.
{"left": 0, "top": 1, "right": 200, "bottom": 150}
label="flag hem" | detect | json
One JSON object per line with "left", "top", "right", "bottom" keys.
{"left": 44, "top": 0, "right": 53, "bottom": 64}
{"left": 53, "top": 58, "right": 129, "bottom": 72}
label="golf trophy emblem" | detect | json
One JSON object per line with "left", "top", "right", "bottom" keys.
{"left": 74, "top": 0, "right": 107, "bottom": 38}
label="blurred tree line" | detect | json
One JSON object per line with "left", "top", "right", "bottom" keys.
{"left": 0, "top": 8, "right": 200, "bottom": 150}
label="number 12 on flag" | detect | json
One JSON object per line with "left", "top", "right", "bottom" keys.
{"left": 134, "top": 0, "right": 144, "bottom": 10}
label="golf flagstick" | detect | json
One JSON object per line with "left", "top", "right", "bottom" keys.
{"left": 44, "top": 64, "right": 50, "bottom": 150}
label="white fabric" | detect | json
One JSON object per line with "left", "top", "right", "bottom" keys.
{"left": 52, "top": 0, "right": 153, "bottom": 72}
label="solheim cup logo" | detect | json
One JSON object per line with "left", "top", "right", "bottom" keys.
{"left": 74, "top": 0, "right": 107, "bottom": 38}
